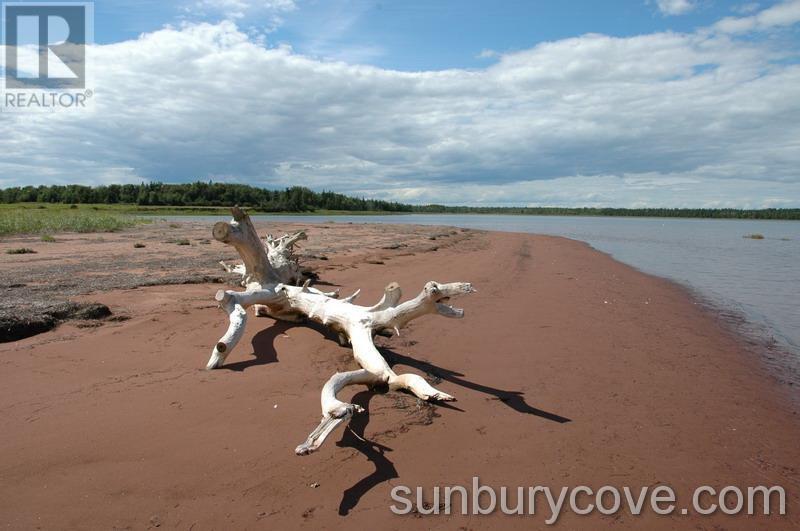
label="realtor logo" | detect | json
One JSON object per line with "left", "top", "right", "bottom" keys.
{"left": 3, "top": 2, "right": 92, "bottom": 89}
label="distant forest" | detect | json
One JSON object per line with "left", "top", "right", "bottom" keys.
{"left": 1, "top": 182, "right": 798, "bottom": 219}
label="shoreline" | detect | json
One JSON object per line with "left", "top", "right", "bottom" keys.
{"left": 680, "top": 281, "right": 800, "bottom": 394}
{"left": 558, "top": 234, "right": 800, "bottom": 394}
{"left": 542, "top": 232, "right": 800, "bottom": 405}
{"left": 2, "top": 219, "right": 797, "bottom": 394}
{"left": 1, "top": 221, "right": 798, "bottom": 529}
{"left": 1, "top": 218, "right": 796, "bottom": 394}
{"left": 556, "top": 236, "right": 800, "bottom": 393}
{"left": 4, "top": 202, "right": 800, "bottom": 220}
{"left": 4, "top": 214, "right": 798, "bottom": 364}
{"left": 152, "top": 213, "right": 800, "bottom": 366}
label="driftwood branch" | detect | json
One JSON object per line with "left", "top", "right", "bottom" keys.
{"left": 208, "top": 207, "right": 474, "bottom": 455}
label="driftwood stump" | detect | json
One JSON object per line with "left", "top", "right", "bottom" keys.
{"left": 209, "top": 207, "right": 475, "bottom": 454}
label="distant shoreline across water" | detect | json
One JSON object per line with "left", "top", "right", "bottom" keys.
{"left": 1, "top": 181, "right": 798, "bottom": 220}
{"left": 4, "top": 202, "right": 800, "bottom": 220}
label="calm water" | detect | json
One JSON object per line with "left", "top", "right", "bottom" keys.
{"left": 171, "top": 214, "right": 800, "bottom": 356}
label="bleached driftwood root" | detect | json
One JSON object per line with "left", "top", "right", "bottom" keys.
{"left": 219, "top": 228, "right": 307, "bottom": 286}
{"left": 208, "top": 207, "right": 474, "bottom": 455}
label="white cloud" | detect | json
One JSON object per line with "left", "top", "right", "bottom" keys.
{"left": 733, "top": 2, "right": 761, "bottom": 15}
{"left": 280, "top": 0, "right": 382, "bottom": 63}
{"left": 656, "top": 0, "right": 696, "bottom": 16}
{"left": 186, "top": 0, "right": 296, "bottom": 30}
{"left": 374, "top": 175, "right": 800, "bottom": 209}
{"left": 1, "top": 3, "right": 799, "bottom": 208}
{"left": 714, "top": 0, "right": 800, "bottom": 33}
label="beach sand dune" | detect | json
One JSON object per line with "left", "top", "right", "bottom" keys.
{"left": 1, "top": 223, "right": 798, "bottom": 529}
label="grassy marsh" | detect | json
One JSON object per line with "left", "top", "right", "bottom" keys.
{"left": 0, "top": 204, "right": 143, "bottom": 236}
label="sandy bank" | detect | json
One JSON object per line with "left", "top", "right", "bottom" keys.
{"left": 0, "top": 222, "right": 798, "bottom": 529}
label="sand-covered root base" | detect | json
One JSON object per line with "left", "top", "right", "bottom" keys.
{"left": 0, "top": 227, "right": 798, "bottom": 529}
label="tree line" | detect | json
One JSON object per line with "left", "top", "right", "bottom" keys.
{"left": 0, "top": 182, "right": 413, "bottom": 213}
{"left": 414, "top": 204, "right": 800, "bottom": 219}
{"left": 1, "top": 182, "right": 798, "bottom": 219}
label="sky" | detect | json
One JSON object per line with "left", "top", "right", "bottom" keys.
{"left": 1, "top": 0, "right": 800, "bottom": 207}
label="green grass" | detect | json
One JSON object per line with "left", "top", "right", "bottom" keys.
{"left": 0, "top": 204, "right": 142, "bottom": 236}
{"left": 6, "top": 247, "right": 36, "bottom": 254}
{"left": 40, "top": 234, "right": 56, "bottom": 243}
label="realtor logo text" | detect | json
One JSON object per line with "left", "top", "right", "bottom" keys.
{"left": 2, "top": 1, "right": 93, "bottom": 111}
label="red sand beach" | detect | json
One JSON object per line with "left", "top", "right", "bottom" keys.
{"left": 1, "top": 221, "right": 798, "bottom": 529}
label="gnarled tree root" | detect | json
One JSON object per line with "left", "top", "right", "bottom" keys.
{"left": 208, "top": 207, "right": 474, "bottom": 454}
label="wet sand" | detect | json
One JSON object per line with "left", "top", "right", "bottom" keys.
{"left": 0, "top": 221, "right": 798, "bottom": 529}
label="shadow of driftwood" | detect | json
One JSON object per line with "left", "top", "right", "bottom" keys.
{"left": 221, "top": 317, "right": 344, "bottom": 372}
{"left": 336, "top": 390, "right": 398, "bottom": 516}
{"left": 381, "top": 347, "right": 572, "bottom": 424}
{"left": 335, "top": 348, "right": 571, "bottom": 515}
{"left": 220, "top": 320, "right": 294, "bottom": 372}
{"left": 222, "top": 314, "right": 569, "bottom": 514}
